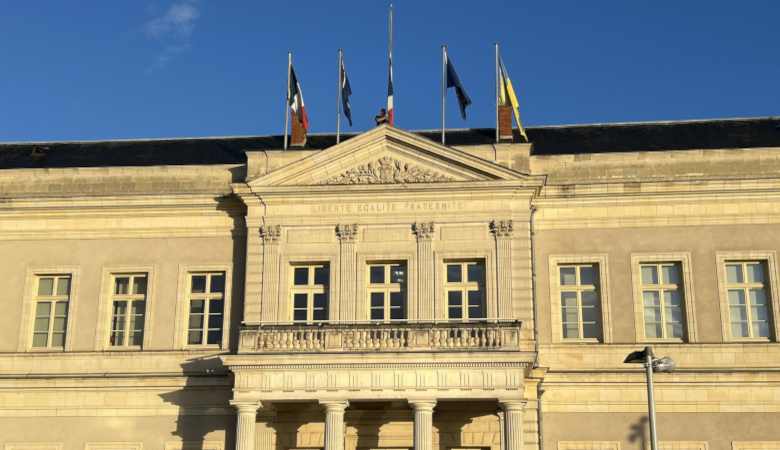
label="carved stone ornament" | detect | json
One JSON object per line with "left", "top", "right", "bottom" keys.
{"left": 490, "top": 220, "right": 514, "bottom": 239}
{"left": 336, "top": 224, "right": 359, "bottom": 243}
{"left": 260, "top": 225, "right": 282, "bottom": 243}
{"left": 318, "top": 156, "right": 454, "bottom": 185}
{"left": 412, "top": 222, "right": 435, "bottom": 241}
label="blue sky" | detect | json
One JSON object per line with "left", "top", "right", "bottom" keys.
{"left": 1, "top": 1, "right": 779, "bottom": 142}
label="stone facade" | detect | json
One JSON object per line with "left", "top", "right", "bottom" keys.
{"left": 0, "top": 123, "right": 779, "bottom": 450}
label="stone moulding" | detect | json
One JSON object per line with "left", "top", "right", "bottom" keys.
{"left": 318, "top": 156, "right": 454, "bottom": 185}
{"left": 238, "top": 321, "right": 521, "bottom": 354}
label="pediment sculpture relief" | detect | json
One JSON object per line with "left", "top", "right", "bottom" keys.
{"left": 317, "top": 156, "right": 454, "bottom": 185}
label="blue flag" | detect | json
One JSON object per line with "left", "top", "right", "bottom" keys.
{"left": 445, "top": 54, "right": 472, "bottom": 120}
{"left": 341, "top": 61, "right": 353, "bottom": 127}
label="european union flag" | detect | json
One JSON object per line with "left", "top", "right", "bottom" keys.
{"left": 341, "top": 61, "right": 353, "bottom": 127}
{"left": 446, "top": 55, "right": 472, "bottom": 120}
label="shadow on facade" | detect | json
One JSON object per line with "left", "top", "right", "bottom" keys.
{"left": 627, "top": 416, "right": 649, "bottom": 450}
{"left": 159, "top": 355, "right": 235, "bottom": 450}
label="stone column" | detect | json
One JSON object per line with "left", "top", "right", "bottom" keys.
{"left": 234, "top": 403, "right": 259, "bottom": 450}
{"left": 321, "top": 401, "right": 349, "bottom": 450}
{"left": 413, "top": 222, "right": 435, "bottom": 320}
{"left": 409, "top": 400, "right": 436, "bottom": 450}
{"left": 260, "top": 225, "right": 282, "bottom": 322}
{"left": 499, "top": 401, "right": 527, "bottom": 450}
{"left": 336, "top": 224, "right": 358, "bottom": 321}
{"left": 491, "top": 220, "right": 514, "bottom": 319}
{"left": 496, "top": 411, "right": 506, "bottom": 450}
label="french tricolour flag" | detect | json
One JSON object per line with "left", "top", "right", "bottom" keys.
{"left": 289, "top": 64, "right": 309, "bottom": 130}
{"left": 387, "top": 57, "right": 394, "bottom": 125}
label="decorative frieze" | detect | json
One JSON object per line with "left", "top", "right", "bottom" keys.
{"left": 319, "top": 156, "right": 454, "bottom": 185}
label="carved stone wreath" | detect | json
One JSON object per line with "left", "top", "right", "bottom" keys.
{"left": 317, "top": 156, "right": 454, "bottom": 185}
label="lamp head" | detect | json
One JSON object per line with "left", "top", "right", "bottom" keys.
{"left": 653, "top": 356, "right": 676, "bottom": 373}
{"left": 623, "top": 346, "right": 655, "bottom": 364}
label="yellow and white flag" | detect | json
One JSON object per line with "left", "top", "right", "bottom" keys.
{"left": 498, "top": 56, "right": 528, "bottom": 142}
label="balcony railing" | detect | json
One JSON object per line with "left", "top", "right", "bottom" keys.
{"left": 238, "top": 320, "right": 522, "bottom": 353}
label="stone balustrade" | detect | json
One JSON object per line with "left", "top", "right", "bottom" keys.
{"left": 238, "top": 321, "right": 521, "bottom": 354}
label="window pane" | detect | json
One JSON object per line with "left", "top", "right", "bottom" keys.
{"left": 390, "top": 307, "right": 405, "bottom": 320}
{"left": 448, "top": 291, "right": 462, "bottom": 306}
{"left": 34, "top": 317, "right": 50, "bottom": 332}
{"left": 370, "top": 292, "right": 385, "bottom": 307}
{"left": 753, "top": 322, "right": 770, "bottom": 338}
{"left": 190, "top": 299, "right": 205, "bottom": 313}
{"left": 210, "top": 274, "right": 225, "bottom": 293}
{"left": 728, "top": 290, "right": 745, "bottom": 305}
{"left": 667, "top": 322, "right": 684, "bottom": 339}
{"left": 312, "top": 308, "right": 327, "bottom": 321}
{"left": 582, "top": 307, "right": 598, "bottom": 323}
{"left": 729, "top": 306, "right": 747, "bottom": 322}
{"left": 188, "top": 315, "right": 204, "bottom": 329}
{"left": 467, "top": 264, "right": 484, "bottom": 283}
{"left": 113, "top": 301, "right": 127, "bottom": 315}
{"left": 468, "top": 305, "right": 484, "bottom": 319}
{"left": 749, "top": 289, "right": 766, "bottom": 306}
{"left": 560, "top": 268, "right": 576, "bottom": 286}
{"left": 731, "top": 323, "right": 749, "bottom": 338}
{"left": 663, "top": 290, "right": 680, "bottom": 307}
{"left": 661, "top": 265, "right": 679, "bottom": 285}
{"left": 747, "top": 264, "right": 764, "bottom": 283}
{"left": 560, "top": 291, "right": 577, "bottom": 307}
{"left": 208, "top": 314, "right": 223, "bottom": 329}
{"left": 467, "top": 290, "right": 482, "bottom": 307}
{"left": 56, "top": 278, "right": 70, "bottom": 297}
{"left": 562, "top": 323, "right": 579, "bottom": 339}
{"left": 581, "top": 291, "right": 598, "bottom": 307}
{"left": 580, "top": 267, "right": 597, "bottom": 286}
{"left": 313, "top": 293, "right": 328, "bottom": 308}
{"left": 293, "top": 310, "right": 307, "bottom": 321}
{"left": 52, "top": 317, "right": 66, "bottom": 332}
{"left": 293, "top": 268, "right": 309, "bottom": 285}
{"left": 207, "top": 330, "right": 222, "bottom": 345}
{"left": 643, "top": 291, "right": 660, "bottom": 306}
{"left": 370, "top": 266, "right": 385, "bottom": 284}
{"left": 447, "top": 265, "right": 462, "bottom": 283}
{"left": 665, "top": 306, "right": 682, "bottom": 323}
{"left": 115, "top": 277, "right": 130, "bottom": 295}
{"left": 582, "top": 323, "right": 599, "bottom": 339}
{"left": 32, "top": 333, "right": 48, "bottom": 347}
{"left": 644, "top": 306, "right": 662, "bottom": 322}
{"left": 50, "top": 333, "right": 65, "bottom": 347}
{"left": 390, "top": 291, "right": 404, "bottom": 307}
{"left": 191, "top": 276, "right": 207, "bottom": 293}
{"left": 562, "top": 307, "right": 578, "bottom": 323}
{"left": 35, "top": 302, "right": 51, "bottom": 316}
{"left": 645, "top": 323, "right": 662, "bottom": 339}
{"left": 111, "top": 332, "right": 124, "bottom": 346}
{"left": 371, "top": 308, "right": 385, "bottom": 320}
{"left": 130, "top": 331, "right": 144, "bottom": 346}
{"left": 314, "top": 267, "right": 329, "bottom": 285}
{"left": 38, "top": 278, "right": 54, "bottom": 296}
{"left": 132, "top": 276, "right": 148, "bottom": 295}
{"left": 188, "top": 330, "right": 203, "bottom": 345}
{"left": 641, "top": 266, "right": 658, "bottom": 285}
{"left": 131, "top": 313, "right": 145, "bottom": 332}
{"left": 209, "top": 299, "right": 224, "bottom": 314}
{"left": 448, "top": 307, "right": 462, "bottom": 319}
{"left": 726, "top": 265, "right": 743, "bottom": 283}
{"left": 293, "top": 293, "right": 308, "bottom": 309}
{"left": 54, "top": 302, "right": 67, "bottom": 316}
{"left": 390, "top": 266, "right": 406, "bottom": 284}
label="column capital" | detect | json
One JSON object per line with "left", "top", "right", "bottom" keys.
{"left": 260, "top": 225, "right": 282, "bottom": 243}
{"left": 320, "top": 400, "right": 350, "bottom": 413}
{"left": 336, "top": 224, "right": 359, "bottom": 243}
{"left": 231, "top": 401, "right": 260, "bottom": 414}
{"left": 498, "top": 399, "right": 527, "bottom": 412}
{"left": 490, "top": 220, "right": 514, "bottom": 239}
{"left": 412, "top": 222, "right": 435, "bottom": 241}
{"left": 496, "top": 411, "right": 505, "bottom": 420}
{"left": 409, "top": 400, "right": 437, "bottom": 413}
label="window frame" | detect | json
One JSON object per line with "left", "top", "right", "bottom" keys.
{"left": 174, "top": 264, "right": 232, "bottom": 350}
{"left": 18, "top": 266, "right": 80, "bottom": 353}
{"left": 290, "top": 263, "right": 330, "bottom": 324}
{"left": 548, "top": 255, "right": 612, "bottom": 344}
{"left": 444, "top": 260, "right": 487, "bottom": 321}
{"left": 31, "top": 275, "right": 71, "bottom": 350}
{"left": 558, "top": 264, "right": 600, "bottom": 341}
{"left": 630, "top": 254, "right": 698, "bottom": 343}
{"left": 716, "top": 252, "right": 780, "bottom": 343}
{"left": 95, "top": 265, "right": 155, "bottom": 351}
{"left": 366, "top": 262, "right": 408, "bottom": 322}
{"left": 186, "top": 272, "right": 227, "bottom": 347}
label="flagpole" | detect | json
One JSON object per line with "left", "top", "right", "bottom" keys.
{"left": 337, "top": 49, "right": 342, "bottom": 144}
{"left": 442, "top": 46, "right": 446, "bottom": 145}
{"left": 285, "top": 52, "right": 291, "bottom": 150}
{"left": 389, "top": 3, "right": 393, "bottom": 124}
{"left": 495, "top": 43, "right": 499, "bottom": 144}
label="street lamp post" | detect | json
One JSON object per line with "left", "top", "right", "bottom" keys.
{"left": 624, "top": 346, "right": 676, "bottom": 450}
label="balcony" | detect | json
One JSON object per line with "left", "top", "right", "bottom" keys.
{"left": 237, "top": 320, "right": 522, "bottom": 354}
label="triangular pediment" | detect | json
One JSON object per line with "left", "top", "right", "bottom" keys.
{"left": 248, "top": 125, "right": 528, "bottom": 188}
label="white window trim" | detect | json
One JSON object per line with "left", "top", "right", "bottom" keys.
{"left": 367, "top": 262, "right": 409, "bottom": 322}
{"left": 279, "top": 253, "right": 338, "bottom": 323}
{"left": 549, "top": 255, "right": 612, "bottom": 344}
{"left": 716, "top": 251, "right": 780, "bottom": 343}
{"left": 174, "top": 263, "right": 233, "bottom": 350}
{"left": 95, "top": 265, "right": 156, "bottom": 351}
{"left": 357, "top": 251, "right": 416, "bottom": 321}
{"left": 435, "top": 250, "right": 496, "bottom": 320}
{"left": 630, "top": 253, "right": 698, "bottom": 343}
{"left": 17, "top": 266, "right": 80, "bottom": 353}
{"left": 443, "top": 261, "right": 487, "bottom": 320}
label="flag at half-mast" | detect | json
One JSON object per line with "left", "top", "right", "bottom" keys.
{"left": 288, "top": 64, "right": 309, "bottom": 130}
{"left": 341, "top": 60, "right": 353, "bottom": 127}
{"left": 498, "top": 55, "right": 527, "bottom": 141}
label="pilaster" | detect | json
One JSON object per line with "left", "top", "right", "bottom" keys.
{"left": 336, "top": 224, "right": 358, "bottom": 321}
{"left": 491, "top": 220, "right": 514, "bottom": 318}
{"left": 413, "top": 222, "right": 435, "bottom": 320}
{"left": 260, "top": 225, "right": 282, "bottom": 322}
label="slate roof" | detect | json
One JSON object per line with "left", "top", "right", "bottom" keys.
{"left": 1, "top": 117, "right": 779, "bottom": 170}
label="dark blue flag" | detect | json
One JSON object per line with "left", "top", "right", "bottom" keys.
{"left": 341, "top": 61, "right": 353, "bottom": 127}
{"left": 446, "top": 54, "right": 472, "bottom": 120}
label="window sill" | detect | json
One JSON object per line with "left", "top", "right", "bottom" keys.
{"left": 27, "top": 347, "right": 64, "bottom": 353}
{"left": 560, "top": 338, "right": 601, "bottom": 344}
{"left": 184, "top": 344, "right": 223, "bottom": 351}
{"left": 105, "top": 346, "right": 143, "bottom": 352}
{"left": 643, "top": 338, "right": 685, "bottom": 344}
{"left": 729, "top": 337, "right": 772, "bottom": 343}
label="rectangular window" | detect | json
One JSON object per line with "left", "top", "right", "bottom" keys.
{"left": 291, "top": 264, "right": 330, "bottom": 323}
{"left": 32, "top": 275, "right": 71, "bottom": 348}
{"left": 726, "top": 261, "right": 771, "bottom": 339}
{"left": 640, "top": 263, "right": 684, "bottom": 340}
{"left": 559, "top": 265, "right": 600, "bottom": 340}
{"left": 367, "top": 263, "right": 406, "bottom": 321}
{"left": 445, "top": 262, "right": 485, "bottom": 320}
{"left": 109, "top": 274, "right": 148, "bottom": 347}
{"left": 187, "top": 272, "right": 225, "bottom": 346}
